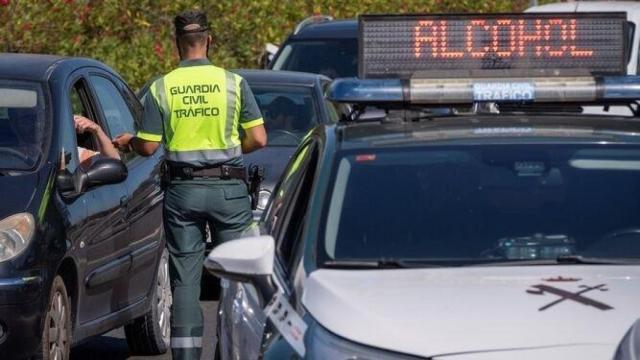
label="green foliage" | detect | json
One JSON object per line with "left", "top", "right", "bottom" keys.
{"left": 0, "top": 0, "right": 531, "bottom": 89}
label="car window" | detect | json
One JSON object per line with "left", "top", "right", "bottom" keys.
{"left": 112, "top": 76, "right": 143, "bottom": 127}
{"left": 264, "top": 142, "right": 315, "bottom": 255}
{"left": 321, "top": 145, "right": 640, "bottom": 266}
{"left": 89, "top": 75, "right": 139, "bottom": 162}
{"left": 89, "top": 75, "right": 136, "bottom": 139}
{"left": 0, "top": 81, "right": 47, "bottom": 172}
{"left": 70, "top": 79, "right": 103, "bottom": 167}
{"left": 277, "top": 144, "right": 318, "bottom": 272}
{"left": 271, "top": 39, "right": 358, "bottom": 78}
{"left": 250, "top": 85, "right": 317, "bottom": 147}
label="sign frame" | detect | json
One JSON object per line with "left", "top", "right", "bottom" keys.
{"left": 358, "top": 12, "right": 629, "bottom": 79}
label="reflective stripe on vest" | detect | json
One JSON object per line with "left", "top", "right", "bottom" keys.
{"left": 171, "top": 336, "right": 203, "bottom": 348}
{"left": 151, "top": 65, "right": 242, "bottom": 165}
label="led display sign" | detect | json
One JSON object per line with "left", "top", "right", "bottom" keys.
{"left": 359, "top": 13, "right": 628, "bottom": 78}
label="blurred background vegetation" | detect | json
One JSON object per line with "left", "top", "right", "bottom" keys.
{"left": 1, "top": 0, "right": 541, "bottom": 89}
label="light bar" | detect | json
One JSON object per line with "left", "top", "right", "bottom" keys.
{"left": 327, "top": 76, "right": 640, "bottom": 105}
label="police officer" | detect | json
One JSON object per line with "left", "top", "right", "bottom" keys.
{"left": 114, "top": 10, "right": 266, "bottom": 359}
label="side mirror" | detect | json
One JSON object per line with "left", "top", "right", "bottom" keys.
{"left": 58, "top": 156, "right": 127, "bottom": 195}
{"left": 78, "top": 156, "right": 127, "bottom": 191}
{"left": 258, "top": 43, "right": 279, "bottom": 69}
{"left": 205, "top": 235, "right": 277, "bottom": 304}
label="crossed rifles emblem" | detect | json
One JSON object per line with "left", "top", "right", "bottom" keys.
{"left": 526, "top": 278, "right": 613, "bottom": 311}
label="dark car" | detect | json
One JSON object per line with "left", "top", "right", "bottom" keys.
{"left": 268, "top": 16, "right": 357, "bottom": 78}
{"left": 0, "top": 54, "right": 170, "bottom": 359}
{"left": 234, "top": 70, "right": 339, "bottom": 214}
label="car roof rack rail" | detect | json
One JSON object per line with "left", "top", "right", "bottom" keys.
{"left": 293, "top": 15, "right": 334, "bottom": 35}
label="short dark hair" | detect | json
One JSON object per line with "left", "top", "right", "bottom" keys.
{"left": 177, "top": 31, "right": 209, "bottom": 49}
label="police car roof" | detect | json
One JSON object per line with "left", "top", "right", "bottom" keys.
{"left": 290, "top": 19, "right": 357, "bottom": 40}
{"left": 333, "top": 114, "right": 640, "bottom": 149}
{"left": 0, "top": 53, "right": 115, "bottom": 82}
{"left": 234, "top": 69, "right": 331, "bottom": 85}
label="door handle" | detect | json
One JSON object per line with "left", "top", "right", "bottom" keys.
{"left": 120, "top": 196, "right": 129, "bottom": 218}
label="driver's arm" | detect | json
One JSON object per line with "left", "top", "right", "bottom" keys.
{"left": 238, "top": 77, "right": 267, "bottom": 153}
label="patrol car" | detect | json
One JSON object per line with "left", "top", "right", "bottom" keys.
{"left": 207, "top": 13, "right": 640, "bottom": 360}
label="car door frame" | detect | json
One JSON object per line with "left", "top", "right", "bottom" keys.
{"left": 84, "top": 69, "right": 165, "bottom": 307}
{"left": 60, "top": 67, "right": 133, "bottom": 327}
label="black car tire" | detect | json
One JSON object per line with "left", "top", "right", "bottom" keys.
{"left": 124, "top": 248, "right": 171, "bottom": 355}
{"left": 42, "top": 275, "right": 72, "bottom": 360}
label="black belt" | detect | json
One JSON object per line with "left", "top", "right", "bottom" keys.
{"left": 169, "top": 165, "right": 246, "bottom": 180}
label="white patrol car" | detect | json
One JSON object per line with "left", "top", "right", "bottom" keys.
{"left": 206, "top": 12, "right": 640, "bottom": 360}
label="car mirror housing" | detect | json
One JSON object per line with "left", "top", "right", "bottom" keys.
{"left": 75, "top": 156, "right": 128, "bottom": 192}
{"left": 205, "top": 235, "right": 277, "bottom": 304}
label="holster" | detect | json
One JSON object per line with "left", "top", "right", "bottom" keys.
{"left": 247, "top": 165, "right": 265, "bottom": 210}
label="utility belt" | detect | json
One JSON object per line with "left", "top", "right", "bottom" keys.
{"left": 162, "top": 163, "right": 265, "bottom": 210}
{"left": 167, "top": 164, "right": 246, "bottom": 181}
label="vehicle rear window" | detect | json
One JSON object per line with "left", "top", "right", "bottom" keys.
{"left": 0, "top": 81, "right": 47, "bottom": 171}
{"left": 271, "top": 39, "right": 358, "bottom": 78}
{"left": 322, "top": 144, "right": 640, "bottom": 265}
{"left": 251, "top": 85, "right": 318, "bottom": 146}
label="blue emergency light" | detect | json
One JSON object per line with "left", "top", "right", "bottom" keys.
{"left": 328, "top": 76, "right": 640, "bottom": 105}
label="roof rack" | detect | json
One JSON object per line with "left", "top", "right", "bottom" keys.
{"left": 293, "top": 15, "right": 334, "bottom": 35}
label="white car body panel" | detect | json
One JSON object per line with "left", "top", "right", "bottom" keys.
{"left": 302, "top": 266, "right": 640, "bottom": 359}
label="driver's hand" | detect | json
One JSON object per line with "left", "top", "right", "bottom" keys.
{"left": 74, "top": 115, "right": 100, "bottom": 134}
{"left": 113, "top": 133, "right": 134, "bottom": 151}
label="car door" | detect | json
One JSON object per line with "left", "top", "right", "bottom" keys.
{"left": 87, "top": 72, "right": 164, "bottom": 305}
{"left": 218, "top": 139, "right": 319, "bottom": 360}
{"left": 65, "top": 72, "right": 132, "bottom": 323}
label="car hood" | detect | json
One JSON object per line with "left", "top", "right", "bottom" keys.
{"left": 302, "top": 266, "right": 640, "bottom": 358}
{"left": 0, "top": 172, "right": 39, "bottom": 219}
{"left": 243, "top": 146, "right": 297, "bottom": 191}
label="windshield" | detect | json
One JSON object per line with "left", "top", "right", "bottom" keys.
{"left": 251, "top": 84, "right": 318, "bottom": 146}
{"left": 271, "top": 39, "right": 358, "bottom": 78}
{"left": 0, "top": 81, "right": 46, "bottom": 171}
{"left": 321, "top": 143, "right": 640, "bottom": 266}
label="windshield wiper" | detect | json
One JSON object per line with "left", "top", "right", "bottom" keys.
{"left": 556, "top": 255, "right": 640, "bottom": 265}
{"left": 323, "top": 258, "right": 444, "bottom": 269}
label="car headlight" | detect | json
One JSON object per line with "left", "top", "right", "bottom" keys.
{"left": 257, "top": 189, "right": 271, "bottom": 211}
{"left": 305, "top": 319, "right": 420, "bottom": 360}
{"left": 0, "top": 213, "right": 35, "bottom": 262}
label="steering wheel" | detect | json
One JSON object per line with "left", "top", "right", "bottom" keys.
{"left": 0, "top": 147, "right": 31, "bottom": 163}
{"left": 270, "top": 130, "right": 301, "bottom": 143}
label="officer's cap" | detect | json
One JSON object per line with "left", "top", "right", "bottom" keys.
{"left": 174, "top": 10, "right": 210, "bottom": 36}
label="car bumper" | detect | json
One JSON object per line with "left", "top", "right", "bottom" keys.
{"left": 0, "top": 276, "right": 44, "bottom": 359}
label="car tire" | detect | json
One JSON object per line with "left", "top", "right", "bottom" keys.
{"left": 42, "top": 275, "right": 72, "bottom": 360}
{"left": 124, "top": 248, "right": 171, "bottom": 355}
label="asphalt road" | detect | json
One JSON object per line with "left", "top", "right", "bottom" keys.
{"left": 71, "top": 300, "right": 217, "bottom": 359}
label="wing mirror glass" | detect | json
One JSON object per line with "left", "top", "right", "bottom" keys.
{"left": 259, "top": 43, "right": 279, "bottom": 69}
{"left": 205, "top": 235, "right": 277, "bottom": 304}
